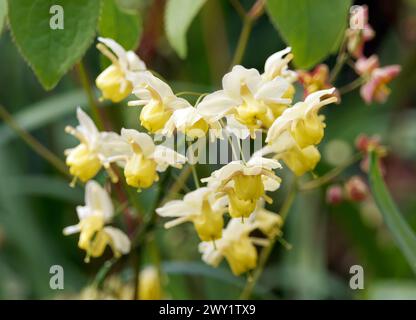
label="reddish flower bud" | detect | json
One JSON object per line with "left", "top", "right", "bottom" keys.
{"left": 345, "top": 176, "right": 369, "bottom": 202}
{"left": 326, "top": 185, "right": 344, "bottom": 205}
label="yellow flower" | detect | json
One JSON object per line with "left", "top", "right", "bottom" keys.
{"left": 262, "top": 47, "right": 297, "bottom": 83}
{"left": 259, "top": 89, "right": 337, "bottom": 176}
{"left": 65, "top": 108, "right": 127, "bottom": 183}
{"left": 250, "top": 201, "right": 283, "bottom": 239}
{"left": 63, "top": 181, "right": 131, "bottom": 262}
{"left": 66, "top": 143, "right": 101, "bottom": 183}
{"left": 163, "top": 107, "right": 212, "bottom": 140}
{"left": 202, "top": 156, "right": 282, "bottom": 218}
{"left": 157, "top": 187, "right": 226, "bottom": 241}
{"left": 128, "top": 72, "right": 190, "bottom": 133}
{"left": 138, "top": 267, "right": 163, "bottom": 300}
{"left": 96, "top": 37, "right": 146, "bottom": 102}
{"left": 197, "top": 65, "right": 292, "bottom": 139}
{"left": 108, "top": 128, "right": 186, "bottom": 190}
{"left": 199, "top": 219, "right": 263, "bottom": 276}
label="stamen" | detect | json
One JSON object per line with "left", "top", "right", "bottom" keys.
{"left": 69, "top": 176, "right": 77, "bottom": 188}
{"left": 250, "top": 237, "right": 270, "bottom": 247}
{"left": 212, "top": 238, "right": 217, "bottom": 250}
{"left": 105, "top": 166, "right": 119, "bottom": 184}
{"left": 263, "top": 194, "right": 273, "bottom": 204}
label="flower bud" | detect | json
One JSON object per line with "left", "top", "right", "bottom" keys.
{"left": 138, "top": 266, "right": 162, "bottom": 300}
{"left": 326, "top": 185, "right": 344, "bottom": 205}
{"left": 345, "top": 176, "right": 369, "bottom": 202}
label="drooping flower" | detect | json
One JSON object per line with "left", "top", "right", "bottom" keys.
{"left": 262, "top": 47, "right": 297, "bottom": 83}
{"left": 63, "top": 181, "right": 131, "bottom": 262}
{"left": 249, "top": 201, "right": 283, "bottom": 239}
{"left": 198, "top": 218, "right": 264, "bottom": 276}
{"left": 298, "top": 64, "right": 333, "bottom": 97}
{"left": 138, "top": 266, "right": 163, "bottom": 300}
{"left": 197, "top": 65, "right": 292, "bottom": 139}
{"left": 355, "top": 55, "right": 401, "bottom": 104}
{"left": 96, "top": 37, "right": 146, "bottom": 102}
{"left": 65, "top": 108, "right": 127, "bottom": 184}
{"left": 202, "top": 156, "right": 282, "bottom": 218}
{"left": 162, "top": 106, "right": 221, "bottom": 140}
{"left": 156, "top": 187, "right": 226, "bottom": 241}
{"left": 257, "top": 88, "right": 338, "bottom": 176}
{"left": 107, "top": 128, "right": 187, "bottom": 189}
{"left": 128, "top": 72, "right": 190, "bottom": 133}
{"left": 346, "top": 5, "right": 375, "bottom": 58}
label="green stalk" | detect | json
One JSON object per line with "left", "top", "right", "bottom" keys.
{"left": 0, "top": 105, "right": 69, "bottom": 177}
{"left": 239, "top": 179, "right": 297, "bottom": 299}
{"left": 75, "top": 62, "right": 105, "bottom": 131}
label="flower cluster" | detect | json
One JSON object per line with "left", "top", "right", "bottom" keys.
{"left": 346, "top": 5, "right": 401, "bottom": 104}
{"left": 63, "top": 36, "right": 340, "bottom": 276}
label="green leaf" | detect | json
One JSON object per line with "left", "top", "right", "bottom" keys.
{"left": 0, "top": 0, "right": 7, "bottom": 34}
{"left": 369, "top": 151, "right": 416, "bottom": 274}
{"left": 115, "top": 0, "right": 145, "bottom": 14}
{"left": 266, "top": 0, "right": 351, "bottom": 69}
{"left": 8, "top": 0, "right": 101, "bottom": 90}
{"left": 99, "top": 0, "right": 142, "bottom": 50}
{"left": 165, "top": 0, "right": 206, "bottom": 59}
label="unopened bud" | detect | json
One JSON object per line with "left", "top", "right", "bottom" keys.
{"left": 138, "top": 266, "right": 162, "bottom": 300}
{"left": 326, "top": 185, "right": 344, "bottom": 205}
{"left": 345, "top": 176, "right": 369, "bottom": 202}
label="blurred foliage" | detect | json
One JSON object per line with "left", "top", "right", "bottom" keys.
{"left": 0, "top": 0, "right": 416, "bottom": 299}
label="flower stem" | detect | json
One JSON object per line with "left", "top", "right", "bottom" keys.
{"left": 239, "top": 179, "right": 297, "bottom": 299}
{"left": 329, "top": 36, "right": 348, "bottom": 83}
{"left": 298, "top": 152, "right": 363, "bottom": 192}
{"left": 230, "top": 17, "right": 253, "bottom": 68}
{"left": 229, "top": 0, "right": 246, "bottom": 19}
{"left": 338, "top": 77, "right": 365, "bottom": 95}
{"left": 0, "top": 105, "right": 69, "bottom": 177}
{"left": 75, "top": 62, "right": 105, "bottom": 131}
{"left": 176, "top": 91, "right": 205, "bottom": 97}
{"left": 229, "top": 0, "right": 265, "bottom": 68}
{"left": 191, "top": 164, "right": 201, "bottom": 189}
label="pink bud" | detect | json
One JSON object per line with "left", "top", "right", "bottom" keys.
{"left": 326, "top": 185, "right": 344, "bottom": 205}
{"left": 345, "top": 176, "right": 369, "bottom": 202}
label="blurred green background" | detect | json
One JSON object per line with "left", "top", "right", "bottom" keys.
{"left": 0, "top": 0, "right": 416, "bottom": 299}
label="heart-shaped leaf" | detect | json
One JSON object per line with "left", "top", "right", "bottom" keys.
{"left": 99, "top": 0, "right": 142, "bottom": 50}
{"left": 267, "top": 0, "right": 351, "bottom": 69}
{"left": 8, "top": 0, "right": 101, "bottom": 90}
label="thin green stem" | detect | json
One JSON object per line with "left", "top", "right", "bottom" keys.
{"left": 298, "top": 152, "right": 363, "bottom": 192}
{"left": 161, "top": 165, "right": 193, "bottom": 204}
{"left": 239, "top": 179, "right": 297, "bottom": 299}
{"left": 329, "top": 36, "right": 348, "bottom": 83}
{"left": 93, "top": 257, "right": 118, "bottom": 289}
{"left": 230, "top": 17, "right": 253, "bottom": 68}
{"left": 176, "top": 91, "right": 205, "bottom": 97}
{"left": 338, "top": 77, "right": 365, "bottom": 95}
{"left": 229, "top": 0, "right": 246, "bottom": 19}
{"left": 75, "top": 62, "right": 105, "bottom": 131}
{"left": 191, "top": 165, "right": 201, "bottom": 189}
{"left": 0, "top": 105, "right": 69, "bottom": 177}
